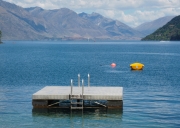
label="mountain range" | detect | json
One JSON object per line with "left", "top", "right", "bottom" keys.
{"left": 0, "top": 0, "right": 176, "bottom": 41}
{"left": 0, "top": 0, "right": 141, "bottom": 41}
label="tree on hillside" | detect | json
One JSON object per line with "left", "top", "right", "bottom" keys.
{"left": 170, "top": 34, "right": 180, "bottom": 41}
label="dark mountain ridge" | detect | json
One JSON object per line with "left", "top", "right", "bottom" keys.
{"left": 142, "top": 15, "right": 180, "bottom": 41}
{"left": 135, "top": 16, "right": 175, "bottom": 36}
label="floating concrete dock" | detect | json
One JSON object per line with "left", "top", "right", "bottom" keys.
{"left": 32, "top": 74, "right": 123, "bottom": 109}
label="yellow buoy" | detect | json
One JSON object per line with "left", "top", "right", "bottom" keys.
{"left": 130, "top": 62, "right": 144, "bottom": 70}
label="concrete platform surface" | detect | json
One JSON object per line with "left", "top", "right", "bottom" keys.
{"left": 33, "top": 86, "right": 123, "bottom": 100}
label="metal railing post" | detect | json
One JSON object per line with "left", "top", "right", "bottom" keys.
{"left": 88, "top": 74, "right": 90, "bottom": 87}
{"left": 71, "top": 79, "right": 73, "bottom": 95}
{"left": 82, "top": 79, "right": 84, "bottom": 96}
{"left": 78, "top": 74, "right": 80, "bottom": 87}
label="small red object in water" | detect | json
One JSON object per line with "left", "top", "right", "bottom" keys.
{"left": 111, "top": 63, "right": 116, "bottom": 68}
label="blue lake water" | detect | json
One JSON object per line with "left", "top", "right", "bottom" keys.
{"left": 0, "top": 41, "right": 180, "bottom": 127}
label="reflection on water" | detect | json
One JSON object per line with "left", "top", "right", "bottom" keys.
{"left": 32, "top": 108, "right": 123, "bottom": 118}
{"left": 32, "top": 108, "right": 123, "bottom": 127}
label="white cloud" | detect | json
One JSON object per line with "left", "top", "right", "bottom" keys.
{"left": 4, "top": 0, "right": 180, "bottom": 27}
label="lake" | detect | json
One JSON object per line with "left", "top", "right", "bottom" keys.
{"left": 0, "top": 41, "right": 180, "bottom": 127}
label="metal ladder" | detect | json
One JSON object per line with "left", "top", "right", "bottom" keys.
{"left": 70, "top": 95, "right": 83, "bottom": 109}
{"left": 70, "top": 77, "right": 84, "bottom": 109}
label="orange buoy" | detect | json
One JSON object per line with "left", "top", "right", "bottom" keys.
{"left": 111, "top": 63, "right": 116, "bottom": 68}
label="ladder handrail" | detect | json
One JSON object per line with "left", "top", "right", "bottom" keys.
{"left": 88, "top": 74, "right": 90, "bottom": 87}
{"left": 71, "top": 79, "right": 73, "bottom": 96}
{"left": 78, "top": 74, "right": 80, "bottom": 87}
{"left": 70, "top": 74, "right": 90, "bottom": 109}
{"left": 82, "top": 79, "right": 84, "bottom": 96}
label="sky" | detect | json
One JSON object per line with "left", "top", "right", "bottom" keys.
{"left": 4, "top": 0, "right": 180, "bottom": 27}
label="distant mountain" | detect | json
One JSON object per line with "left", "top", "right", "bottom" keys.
{"left": 0, "top": 0, "right": 47, "bottom": 40}
{"left": 79, "top": 12, "right": 144, "bottom": 40}
{"left": 26, "top": 7, "right": 110, "bottom": 40}
{"left": 135, "top": 16, "right": 175, "bottom": 36}
{"left": 0, "top": 0, "right": 143, "bottom": 41}
{"left": 142, "top": 15, "right": 180, "bottom": 41}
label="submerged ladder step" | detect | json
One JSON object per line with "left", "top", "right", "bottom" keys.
{"left": 71, "top": 106, "right": 83, "bottom": 109}
{"left": 70, "top": 97, "right": 83, "bottom": 100}
{"left": 71, "top": 102, "right": 83, "bottom": 105}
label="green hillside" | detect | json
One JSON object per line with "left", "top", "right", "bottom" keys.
{"left": 142, "top": 15, "right": 180, "bottom": 41}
